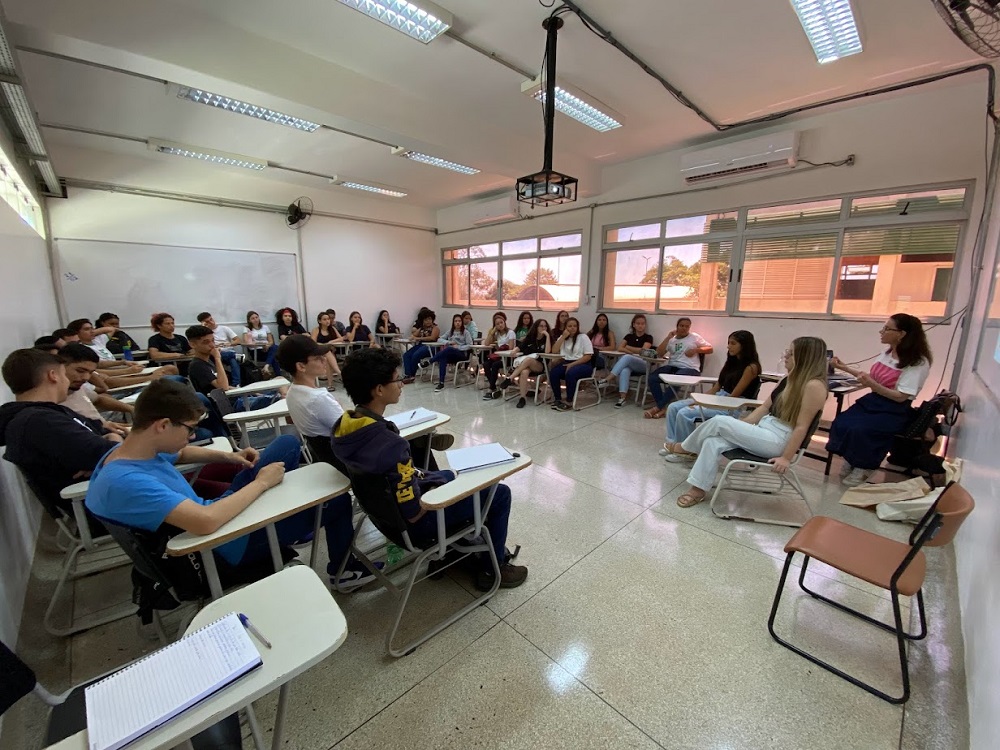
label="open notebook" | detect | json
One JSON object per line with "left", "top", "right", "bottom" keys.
{"left": 386, "top": 407, "right": 438, "bottom": 430}
{"left": 85, "top": 612, "right": 262, "bottom": 750}
{"left": 445, "top": 443, "right": 517, "bottom": 474}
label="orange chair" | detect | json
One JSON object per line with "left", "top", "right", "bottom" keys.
{"left": 767, "top": 481, "right": 974, "bottom": 703}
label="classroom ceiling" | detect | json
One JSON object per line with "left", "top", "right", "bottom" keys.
{"left": 0, "top": 0, "right": 984, "bottom": 209}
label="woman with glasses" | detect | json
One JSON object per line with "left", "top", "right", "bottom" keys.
{"left": 827, "top": 314, "right": 933, "bottom": 487}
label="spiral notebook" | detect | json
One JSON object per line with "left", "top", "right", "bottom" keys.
{"left": 445, "top": 443, "right": 517, "bottom": 474}
{"left": 84, "top": 612, "right": 262, "bottom": 750}
{"left": 386, "top": 407, "right": 437, "bottom": 430}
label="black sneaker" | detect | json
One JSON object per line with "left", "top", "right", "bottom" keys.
{"left": 430, "top": 433, "right": 454, "bottom": 450}
{"left": 516, "top": 397, "right": 526, "bottom": 408}
{"left": 483, "top": 390, "right": 495, "bottom": 400}
{"left": 434, "top": 383, "right": 445, "bottom": 392}
{"left": 550, "top": 400, "right": 564, "bottom": 411}
{"left": 614, "top": 398, "right": 626, "bottom": 408}
{"left": 497, "top": 377, "right": 511, "bottom": 390}
{"left": 492, "top": 389, "right": 502, "bottom": 400}
{"left": 475, "top": 563, "right": 528, "bottom": 591}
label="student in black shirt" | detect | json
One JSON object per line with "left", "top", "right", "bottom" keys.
{"left": 375, "top": 310, "right": 400, "bottom": 336}
{"left": 186, "top": 326, "right": 281, "bottom": 412}
{"left": 275, "top": 308, "right": 307, "bottom": 340}
{"left": 148, "top": 312, "right": 192, "bottom": 376}
{"left": 95, "top": 313, "right": 140, "bottom": 355}
{"left": 344, "top": 311, "right": 376, "bottom": 350}
{"left": 604, "top": 314, "right": 656, "bottom": 408}
{"left": 496, "top": 318, "right": 552, "bottom": 409}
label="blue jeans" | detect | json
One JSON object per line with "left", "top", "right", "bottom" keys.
{"left": 665, "top": 392, "right": 732, "bottom": 443}
{"left": 431, "top": 347, "right": 470, "bottom": 383}
{"left": 549, "top": 362, "right": 594, "bottom": 403}
{"left": 648, "top": 365, "right": 700, "bottom": 409}
{"left": 235, "top": 393, "right": 279, "bottom": 412}
{"left": 409, "top": 480, "right": 512, "bottom": 570}
{"left": 402, "top": 344, "right": 431, "bottom": 377}
{"left": 220, "top": 349, "right": 240, "bottom": 387}
{"left": 225, "top": 435, "right": 355, "bottom": 575}
{"left": 610, "top": 354, "right": 648, "bottom": 393}
{"left": 249, "top": 344, "right": 278, "bottom": 372}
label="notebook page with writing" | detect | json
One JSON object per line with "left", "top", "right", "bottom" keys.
{"left": 445, "top": 443, "right": 515, "bottom": 474}
{"left": 386, "top": 407, "right": 437, "bottom": 430}
{"left": 85, "top": 612, "right": 262, "bottom": 750}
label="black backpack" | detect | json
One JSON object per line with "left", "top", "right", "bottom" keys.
{"left": 887, "top": 390, "right": 962, "bottom": 484}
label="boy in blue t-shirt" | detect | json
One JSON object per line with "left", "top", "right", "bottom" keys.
{"left": 85, "top": 379, "right": 374, "bottom": 589}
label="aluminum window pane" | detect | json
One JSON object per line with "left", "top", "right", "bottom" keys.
{"left": 605, "top": 223, "right": 661, "bottom": 243}
{"left": 602, "top": 248, "right": 659, "bottom": 311}
{"left": 665, "top": 211, "right": 737, "bottom": 239}
{"left": 849, "top": 188, "right": 967, "bottom": 218}
{"left": 540, "top": 233, "right": 583, "bottom": 251}
{"left": 538, "top": 255, "right": 581, "bottom": 310}
{"left": 745, "top": 199, "right": 842, "bottom": 229}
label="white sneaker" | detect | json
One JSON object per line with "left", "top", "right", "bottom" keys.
{"left": 842, "top": 467, "right": 874, "bottom": 487}
{"left": 838, "top": 461, "right": 853, "bottom": 478}
{"left": 664, "top": 453, "right": 693, "bottom": 463}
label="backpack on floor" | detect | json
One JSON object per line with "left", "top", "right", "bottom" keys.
{"left": 887, "top": 390, "right": 962, "bottom": 486}
{"left": 239, "top": 359, "right": 266, "bottom": 385}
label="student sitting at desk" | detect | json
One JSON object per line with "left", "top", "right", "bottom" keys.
{"left": 827, "top": 314, "right": 933, "bottom": 487}
{"left": 148, "top": 312, "right": 193, "bottom": 374}
{"left": 333, "top": 347, "right": 527, "bottom": 590}
{"left": 0, "top": 348, "right": 122, "bottom": 517}
{"left": 461, "top": 311, "right": 479, "bottom": 341}
{"left": 310, "top": 311, "right": 343, "bottom": 389}
{"left": 278, "top": 335, "right": 450, "bottom": 471}
{"left": 68, "top": 318, "right": 136, "bottom": 370}
{"left": 548, "top": 317, "right": 594, "bottom": 412}
{"left": 671, "top": 337, "right": 827, "bottom": 508}
{"left": 586, "top": 313, "right": 616, "bottom": 371}
{"left": 243, "top": 311, "right": 279, "bottom": 377}
{"left": 58, "top": 344, "right": 132, "bottom": 435}
{"left": 644, "top": 317, "right": 713, "bottom": 419}
{"left": 497, "top": 318, "right": 551, "bottom": 408}
{"left": 661, "top": 330, "right": 761, "bottom": 461}
{"left": 401, "top": 308, "right": 441, "bottom": 385}
{"left": 514, "top": 311, "right": 533, "bottom": 344}
{"left": 84, "top": 379, "right": 377, "bottom": 591}
{"left": 276, "top": 307, "right": 307, "bottom": 340}
{"left": 185, "top": 326, "right": 281, "bottom": 411}
{"left": 376, "top": 310, "right": 400, "bottom": 336}
{"left": 71, "top": 317, "right": 181, "bottom": 388}
{"left": 324, "top": 309, "right": 348, "bottom": 337}
{"left": 94, "top": 313, "right": 140, "bottom": 355}
{"left": 196, "top": 312, "right": 242, "bottom": 387}
{"left": 430, "top": 314, "right": 473, "bottom": 392}
{"left": 551, "top": 309, "right": 570, "bottom": 340}
{"left": 344, "top": 311, "right": 376, "bottom": 350}
{"left": 482, "top": 312, "right": 517, "bottom": 399}
{"left": 604, "top": 314, "right": 655, "bottom": 408}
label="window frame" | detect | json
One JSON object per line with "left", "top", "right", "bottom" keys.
{"left": 441, "top": 230, "right": 583, "bottom": 310}
{"left": 598, "top": 180, "right": 973, "bottom": 322}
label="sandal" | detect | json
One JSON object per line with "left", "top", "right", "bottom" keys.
{"left": 676, "top": 491, "right": 706, "bottom": 508}
{"left": 643, "top": 408, "right": 665, "bottom": 419}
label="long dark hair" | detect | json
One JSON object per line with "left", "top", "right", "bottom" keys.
{"left": 527, "top": 318, "right": 550, "bottom": 343}
{"left": 414, "top": 307, "right": 435, "bottom": 328}
{"left": 245, "top": 310, "right": 262, "bottom": 329}
{"left": 587, "top": 313, "right": 611, "bottom": 340}
{"left": 890, "top": 313, "right": 933, "bottom": 368}
{"left": 718, "top": 330, "right": 761, "bottom": 384}
{"left": 563, "top": 316, "right": 581, "bottom": 348}
{"left": 449, "top": 313, "right": 465, "bottom": 336}
{"left": 517, "top": 311, "right": 534, "bottom": 330}
{"left": 553, "top": 309, "right": 570, "bottom": 337}
{"left": 628, "top": 313, "right": 647, "bottom": 336}
{"left": 276, "top": 307, "right": 300, "bottom": 327}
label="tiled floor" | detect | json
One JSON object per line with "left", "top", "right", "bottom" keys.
{"left": 4, "top": 378, "right": 970, "bottom": 749}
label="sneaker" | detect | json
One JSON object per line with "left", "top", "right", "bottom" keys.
{"left": 434, "top": 383, "right": 445, "bottom": 392}
{"left": 516, "top": 397, "right": 526, "bottom": 409}
{"left": 664, "top": 453, "right": 693, "bottom": 463}
{"left": 331, "top": 564, "right": 380, "bottom": 591}
{"left": 842, "top": 467, "right": 874, "bottom": 487}
{"left": 430, "top": 433, "right": 455, "bottom": 451}
{"left": 839, "top": 461, "right": 853, "bottom": 478}
{"left": 492, "top": 389, "right": 502, "bottom": 400}
{"left": 474, "top": 562, "right": 528, "bottom": 591}
{"left": 551, "top": 400, "right": 568, "bottom": 411}
{"left": 483, "top": 391, "right": 495, "bottom": 400}
{"left": 658, "top": 447, "right": 669, "bottom": 456}
{"left": 402, "top": 376, "right": 415, "bottom": 385}
{"left": 614, "top": 398, "right": 626, "bottom": 408}
{"left": 497, "top": 377, "right": 511, "bottom": 390}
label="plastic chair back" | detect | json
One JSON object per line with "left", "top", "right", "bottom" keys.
{"left": 923, "top": 481, "right": 974, "bottom": 547}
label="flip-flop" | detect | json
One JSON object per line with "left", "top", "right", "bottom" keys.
{"left": 643, "top": 409, "right": 665, "bottom": 419}
{"left": 676, "top": 491, "right": 706, "bottom": 508}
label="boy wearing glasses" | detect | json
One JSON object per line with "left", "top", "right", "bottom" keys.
{"left": 84, "top": 379, "right": 376, "bottom": 590}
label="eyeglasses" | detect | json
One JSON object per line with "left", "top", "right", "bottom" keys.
{"left": 171, "top": 420, "right": 200, "bottom": 437}
{"left": 387, "top": 376, "right": 405, "bottom": 385}
{"left": 880, "top": 326, "right": 901, "bottom": 333}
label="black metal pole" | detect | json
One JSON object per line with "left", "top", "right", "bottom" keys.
{"left": 541, "top": 15, "right": 562, "bottom": 172}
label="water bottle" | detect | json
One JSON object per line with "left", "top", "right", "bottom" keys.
{"left": 122, "top": 343, "right": 134, "bottom": 361}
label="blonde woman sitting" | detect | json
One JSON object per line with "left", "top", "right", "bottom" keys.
{"left": 670, "top": 336, "right": 828, "bottom": 508}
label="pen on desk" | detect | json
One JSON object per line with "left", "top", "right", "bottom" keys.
{"left": 409, "top": 410, "right": 417, "bottom": 419}
{"left": 238, "top": 613, "right": 272, "bottom": 649}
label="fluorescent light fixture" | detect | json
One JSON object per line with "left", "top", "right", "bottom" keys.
{"left": 330, "top": 175, "right": 407, "bottom": 197}
{"left": 147, "top": 139, "right": 268, "bottom": 170}
{"left": 789, "top": 0, "right": 863, "bottom": 64}
{"left": 391, "top": 146, "right": 478, "bottom": 174}
{"left": 0, "top": 145, "right": 44, "bottom": 236}
{"left": 335, "top": 0, "right": 452, "bottom": 43}
{"left": 520, "top": 76, "right": 622, "bottom": 132}
{"left": 174, "top": 85, "right": 321, "bottom": 132}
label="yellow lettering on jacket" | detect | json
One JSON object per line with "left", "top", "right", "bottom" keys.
{"left": 396, "top": 460, "right": 415, "bottom": 504}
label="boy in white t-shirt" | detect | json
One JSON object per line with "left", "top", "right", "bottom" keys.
{"left": 197, "top": 312, "right": 242, "bottom": 386}
{"left": 645, "top": 317, "right": 713, "bottom": 419}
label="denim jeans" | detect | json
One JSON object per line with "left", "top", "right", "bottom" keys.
{"left": 665, "top": 392, "right": 733, "bottom": 443}
{"left": 219, "top": 349, "right": 241, "bottom": 387}
{"left": 403, "top": 344, "right": 431, "bottom": 377}
{"left": 431, "top": 347, "right": 470, "bottom": 383}
{"left": 610, "top": 354, "right": 648, "bottom": 393}
{"left": 648, "top": 365, "right": 700, "bottom": 409}
{"left": 548, "top": 362, "right": 594, "bottom": 403}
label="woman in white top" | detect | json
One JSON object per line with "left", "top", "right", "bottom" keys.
{"left": 548, "top": 316, "right": 594, "bottom": 411}
{"left": 827, "top": 313, "right": 933, "bottom": 487}
{"left": 431, "top": 313, "right": 474, "bottom": 391}
{"left": 673, "top": 336, "right": 828, "bottom": 508}
{"left": 482, "top": 312, "right": 518, "bottom": 398}
{"left": 243, "top": 310, "right": 278, "bottom": 375}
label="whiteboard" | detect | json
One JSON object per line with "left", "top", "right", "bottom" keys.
{"left": 55, "top": 239, "right": 301, "bottom": 328}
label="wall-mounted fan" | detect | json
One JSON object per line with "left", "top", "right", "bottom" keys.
{"left": 286, "top": 197, "right": 313, "bottom": 229}
{"left": 932, "top": 0, "right": 1000, "bottom": 57}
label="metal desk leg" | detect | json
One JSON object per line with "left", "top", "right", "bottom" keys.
{"left": 310, "top": 504, "right": 323, "bottom": 573}
{"left": 201, "top": 551, "right": 224, "bottom": 600}
{"left": 265, "top": 524, "right": 283, "bottom": 573}
{"left": 271, "top": 684, "right": 291, "bottom": 750}
{"left": 823, "top": 392, "right": 847, "bottom": 476}
{"left": 423, "top": 432, "right": 433, "bottom": 470}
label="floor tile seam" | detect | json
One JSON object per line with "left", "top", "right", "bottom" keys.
{"left": 326, "top": 619, "right": 507, "bottom": 750}
{"left": 519, "top": 458, "right": 665, "bottom": 510}
{"left": 642, "top": 501, "right": 910, "bottom": 604}
{"left": 504, "top": 621, "right": 667, "bottom": 750}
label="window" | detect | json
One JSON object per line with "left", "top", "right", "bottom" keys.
{"left": 599, "top": 184, "right": 969, "bottom": 319}
{"left": 443, "top": 232, "right": 582, "bottom": 308}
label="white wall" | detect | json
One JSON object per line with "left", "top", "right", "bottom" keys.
{"left": 47, "top": 188, "right": 440, "bottom": 335}
{"left": 0, "top": 203, "right": 60, "bottom": 645}
{"left": 952, "top": 161, "right": 1000, "bottom": 750}
{"left": 436, "top": 81, "right": 989, "bottom": 402}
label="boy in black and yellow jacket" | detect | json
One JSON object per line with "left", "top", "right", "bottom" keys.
{"left": 332, "top": 347, "right": 527, "bottom": 591}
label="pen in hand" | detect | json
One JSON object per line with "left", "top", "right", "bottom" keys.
{"left": 238, "top": 613, "right": 271, "bottom": 649}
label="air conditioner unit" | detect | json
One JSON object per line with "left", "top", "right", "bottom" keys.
{"left": 471, "top": 195, "right": 521, "bottom": 225}
{"left": 680, "top": 132, "right": 799, "bottom": 184}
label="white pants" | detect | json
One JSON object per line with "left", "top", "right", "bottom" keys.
{"left": 681, "top": 415, "right": 792, "bottom": 492}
